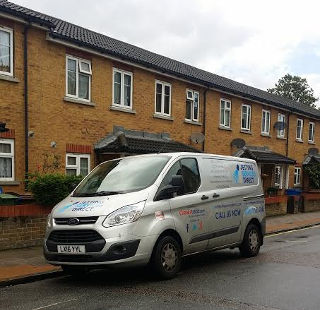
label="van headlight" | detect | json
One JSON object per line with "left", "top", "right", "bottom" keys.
{"left": 102, "top": 201, "right": 145, "bottom": 227}
{"left": 46, "top": 213, "right": 52, "bottom": 228}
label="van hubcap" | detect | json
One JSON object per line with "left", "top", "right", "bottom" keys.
{"left": 249, "top": 229, "right": 259, "bottom": 252}
{"left": 161, "top": 243, "right": 177, "bottom": 271}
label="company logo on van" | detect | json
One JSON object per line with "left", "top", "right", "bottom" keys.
{"left": 232, "top": 165, "right": 240, "bottom": 183}
{"left": 240, "top": 164, "right": 256, "bottom": 184}
{"left": 58, "top": 201, "right": 103, "bottom": 213}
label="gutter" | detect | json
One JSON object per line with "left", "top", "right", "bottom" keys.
{"left": 24, "top": 24, "right": 29, "bottom": 188}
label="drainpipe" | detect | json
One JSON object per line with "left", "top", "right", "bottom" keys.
{"left": 286, "top": 112, "right": 291, "bottom": 157}
{"left": 202, "top": 88, "right": 209, "bottom": 152}
{"left": 24, "top": 25, "right": 29, "bottom": 189}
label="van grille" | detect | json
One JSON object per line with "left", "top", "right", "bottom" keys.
{"left": 48, "top": 230, "right": 104, "bottom": 243}
{"left": 54, "top": 217, "right": 98, "bottom": 225}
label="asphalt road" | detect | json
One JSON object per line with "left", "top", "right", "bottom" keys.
{"left": 1, "top": 226, "right": 320, "bottom": 310}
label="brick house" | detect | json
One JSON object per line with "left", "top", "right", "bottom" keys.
{"left": 1, "top": 0, "right": 320, "bottom": 201}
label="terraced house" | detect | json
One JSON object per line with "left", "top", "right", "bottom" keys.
{"left": 1, "top": 0, "right": 320, "bottom": 212}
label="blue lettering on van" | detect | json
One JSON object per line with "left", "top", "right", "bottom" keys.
{"left": 240, "top": 164, "right": 256, "bottom": 184}
{"left": 58, "top": 201, "right": 103, "bottom": 213}
{"left": 244, "top": 205, "right": 264, "bottom": 215}
{"left": 215, "top": 209, "right": 241, "bottom": 219}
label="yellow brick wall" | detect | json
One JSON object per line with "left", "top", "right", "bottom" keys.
{"left": 1, "top": 19, "right": 320, "bottom": 194}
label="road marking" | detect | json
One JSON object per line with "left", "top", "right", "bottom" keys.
{"left": 32, "top": 299, "right": 77, "bottom": 310}
{"left": 266, "top": 224, "right": 320, "bottom": 238}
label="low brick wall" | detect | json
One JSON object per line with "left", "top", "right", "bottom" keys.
{"left": 265, "top": 196, "right": 288, "bottom": 217}
{"left": 0, "top": 204, "right": 51, "bottom": 251}
{"left": 302, "top": 193, "right": 320, "bottom": 213}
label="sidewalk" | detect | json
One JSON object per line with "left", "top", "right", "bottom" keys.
{"left": 1, "top": 211, "right": 320, "bottom": 287}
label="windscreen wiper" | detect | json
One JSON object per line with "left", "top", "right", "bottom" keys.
{"left": 72, "top": 191, "right": 122, "bottom": 197}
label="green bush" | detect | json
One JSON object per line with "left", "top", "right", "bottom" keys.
{"left": 304, "top": 163, "right": 320, "bottom": 189}
{"left": 27, "top": 174, "right": 83, "bottom": 206}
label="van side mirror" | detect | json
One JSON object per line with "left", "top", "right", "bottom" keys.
{"left": 155, "top": 175, "right": 184, "bottom": 201}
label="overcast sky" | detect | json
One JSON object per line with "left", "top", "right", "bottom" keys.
{"left": 14, "top": 0, "right": 320, "bottom": 106}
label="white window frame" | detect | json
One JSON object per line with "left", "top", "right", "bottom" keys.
{"left": 0, "top": 27, "right": 13, "bottom": 77}
{"left": 294, "top": 167, "right": 301, "bottom": 186}
{"left": 274, "top": 165, "right": 283, "bottom": 188}
{"left": 66, "top": 55, "right": 92, "bottom": 101}
{"left": 220, "top": 98, "right": 232, "bottom": 128}
{"left": 112, "top": 68, "right": 133, "bottom": 109}
{"left": 261, "top": 109, "right": 271, "bottom": 135}
{"left": 0, "top": 139, "right": 14, "bottom": 181}
{"left": 155, "top": 80, "right": 172, "bottom": 117}
{"left": 241, "top": 104, "right": 251, "bottom": 131}
{"left": 277, "top": 113, "right": 286, "bottom": 138}
{"left": 185, "top": 89, "right": 200, "bottom": 122}
{"left": 66, "top": 153, "right": 90, "bottom": 176}
{"left": 296, "top": 118, "right": 304, "bottom": 141}
{"left": 308, "top": 122, "right": 315, "bottom": 143}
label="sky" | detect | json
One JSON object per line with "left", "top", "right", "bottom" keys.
{"left": 13, "top": 0, "right": 320, "bottom": 107}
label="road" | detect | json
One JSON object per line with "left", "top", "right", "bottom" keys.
{"left": 1, "top": 226, "right": 320, "bottom": 310}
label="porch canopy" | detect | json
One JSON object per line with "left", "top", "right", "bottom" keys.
{"left": 95, "top": 126, "right": 201, "bottom": 155}
{"left": 303, "top": 154, "right": 320, "bottom": 165}
{"left": 234, "top": 146, "right": 296, "bottom": 164}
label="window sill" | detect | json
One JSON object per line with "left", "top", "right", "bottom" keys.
{"left": 240, "top": 129, "right": 252, "bottom": 135}
{"left": 295, "top": 139, "right": 303, "bottom": 143}
{"left": 219, "top": 125, "right": 232, "bottom": 131}
{"left": 184, "top": 119, "right": 202, "bottom": 126}
{"left": 153, "top": 114, "right": 174, "bottom": 121}
{"left": 0, "top": 74, "right": 20, "bottom": 83}
{"left": 64, "top": 96, "right": 95, "bottom": 107}
{"left": 0, "top": 180, "right": 20, "bottom": 186}
{"left": 308, "top": 141, "right": 315, "bottom": 145}
{"left": 110, "top": 105, "right": 136, "bottom": 114}
{"left": 261, "top": 133, "right": 271, "bottom": 138}
{"left": 276, "top": 136, "right": 286, "bottom": 140}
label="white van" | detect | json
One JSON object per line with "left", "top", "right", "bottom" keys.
{"left": 44, "top": 153, "right": 265, "bottom": 279}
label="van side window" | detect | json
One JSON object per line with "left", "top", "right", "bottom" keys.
{"left": 180, "top": 158, "right": 200, "bottom": 193}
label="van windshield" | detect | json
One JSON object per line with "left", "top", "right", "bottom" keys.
{"left": 72, "top": 156, "right": 171, "bottom": 197}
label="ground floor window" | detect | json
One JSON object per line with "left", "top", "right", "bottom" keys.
{"left": 66, "top": 153, "right": 90, "bottom": 176}
{"left": 0, "top": 139, "right": 14, "bottom": 181}
{"left": 294, "top": 167, "right": 301, "bottom": 186}
{"left": 274, "top": 165, "right": 282, "bottom": 188}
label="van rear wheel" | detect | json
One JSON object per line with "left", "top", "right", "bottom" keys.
{"left": 239, "top": 223, "right": 261, "bottom": 257}
{"left": 151, "top": 235, "right": 182, "bottom": 280}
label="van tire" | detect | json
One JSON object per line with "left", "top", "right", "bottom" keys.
{"left": 151, "top": 235, "right": 182, "bottom": 280}
{"left": 239, "top": 223, "right": 261, "bottom": 257}
{"left": 62, "top": 265, "right": 89, "bottom": 278}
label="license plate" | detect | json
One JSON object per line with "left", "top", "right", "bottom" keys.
{"left": 57, "top": 245, "right": 86, "bottom": 254}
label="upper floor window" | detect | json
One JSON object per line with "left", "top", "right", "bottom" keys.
{"left": 113, "top": 68, "right": 133, "bottom": 109}
{"left": 241, "top": 104, "right": 251, "bottom": 131}
{"left": 155, "top": 80, "right": 171, "bottom": 116}
{"left": 308, "top": 122, "right": 315, "bottom": 143}
{"left": 294, "top": 167, "right": 301, "bottom": 186}
{"left": 296, "top": 118, "right": 303, "bottom": 141}
{"left": 0, "top": 139, "right": 14, "bottom": 181}
{"left": 0, "top": 27, "right": 13, "bottom": 76}
{"left": 186, "top": 90, "right": 199, "bottom": 122}
{"left": 261, "top": 109, "right": 271, "bottom": 135}
{"left": 66, "top": 153, "right": 90, "bottom": 176}
{"left": 220, "top": 99, "right": 231, "bottom": 128}
{"left": 277, "top": 113, "right": 286, "bottom": 138}
{"left": 66, "top": 55, "right": 92, "bottom": 101}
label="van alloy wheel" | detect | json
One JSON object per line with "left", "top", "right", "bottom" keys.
{"left": 248, "top": 229, "right": 259, "bottom": 252}
{"left": 161, "top": 243, "right": 178, "bottom": 271}
{"left": 239, "top": 223, "right": 261, "bottom": 258}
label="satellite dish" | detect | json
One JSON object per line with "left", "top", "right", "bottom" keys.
{"left": 231, "top": 138, "right": 246, "bottom": 149}
{"left": 274, "top": 121, "right": 286, "bottom": 130}
{"left": 190, "top": 132, "right": 205, "bottom": 144}
{"left": 308, "top": 148, "right": 319, "bottom": 155}
{"left": 0, "top": 122, "right": 9, "bottom": 133}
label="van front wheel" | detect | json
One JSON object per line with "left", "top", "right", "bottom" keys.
{"left": 151, "top": 236, "right": 182, "bottom": 279}
{"left": 239, "top": 224, "right": 261, "bottom": 257}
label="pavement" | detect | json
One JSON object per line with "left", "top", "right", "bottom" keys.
{"left": 1, "top": 210, "right": 320, "bottom": 287}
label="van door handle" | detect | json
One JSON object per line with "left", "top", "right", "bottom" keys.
{"left": 212, "top": 193, "right": 220, "bottom": 198}
{"left": 201, "top": 195, "right": 209, "bottom": 200}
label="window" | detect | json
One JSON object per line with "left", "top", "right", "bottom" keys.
{"left": 296, "top": 118, "right": 303, "bottom": 141}
{"left": 113, "top": 68, "right": 133, "bottom": 108}
{"left": 274, "top": 165, "right": 282, "bottom": 188}
{"left": 0, "top": 139, "right": 14, "bottom": 181}
{"left": 186, "top": 90, "right": 200, "bottom": 122}
{"left": 66, "top": 56, "right": 92, "bottom": 101}
{"left": 309, "top": 122, "right": 315, "bottom": 143}
{"left": 155, "top": 80, "right": 171, "bottom": 116}
{"left": 0, "top": 27, "right": 13, "bottom": 76}
{"left": 241, "top": 104, "right": 251, "bottom": 131}
{"left": 261, "top": 110, "right": 271, "bottom": 135}
{"left": 294, "top": 167, "right": 301, "bottom": 186}
{"left": 277, "top": 113, "right": 286, "bottom": 138}
{"left": 66, "top": 154, "right": 90, "bottom": 176}
{"left": 220, "top": 99, "right": 231, "bottom": 128}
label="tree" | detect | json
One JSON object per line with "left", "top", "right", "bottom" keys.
{"left": 267, "top": 74, "right": 318, "bottom": 107}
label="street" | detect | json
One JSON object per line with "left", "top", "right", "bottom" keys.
{"left": 1, "top": 226, "right": 320, "bottom": 310}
